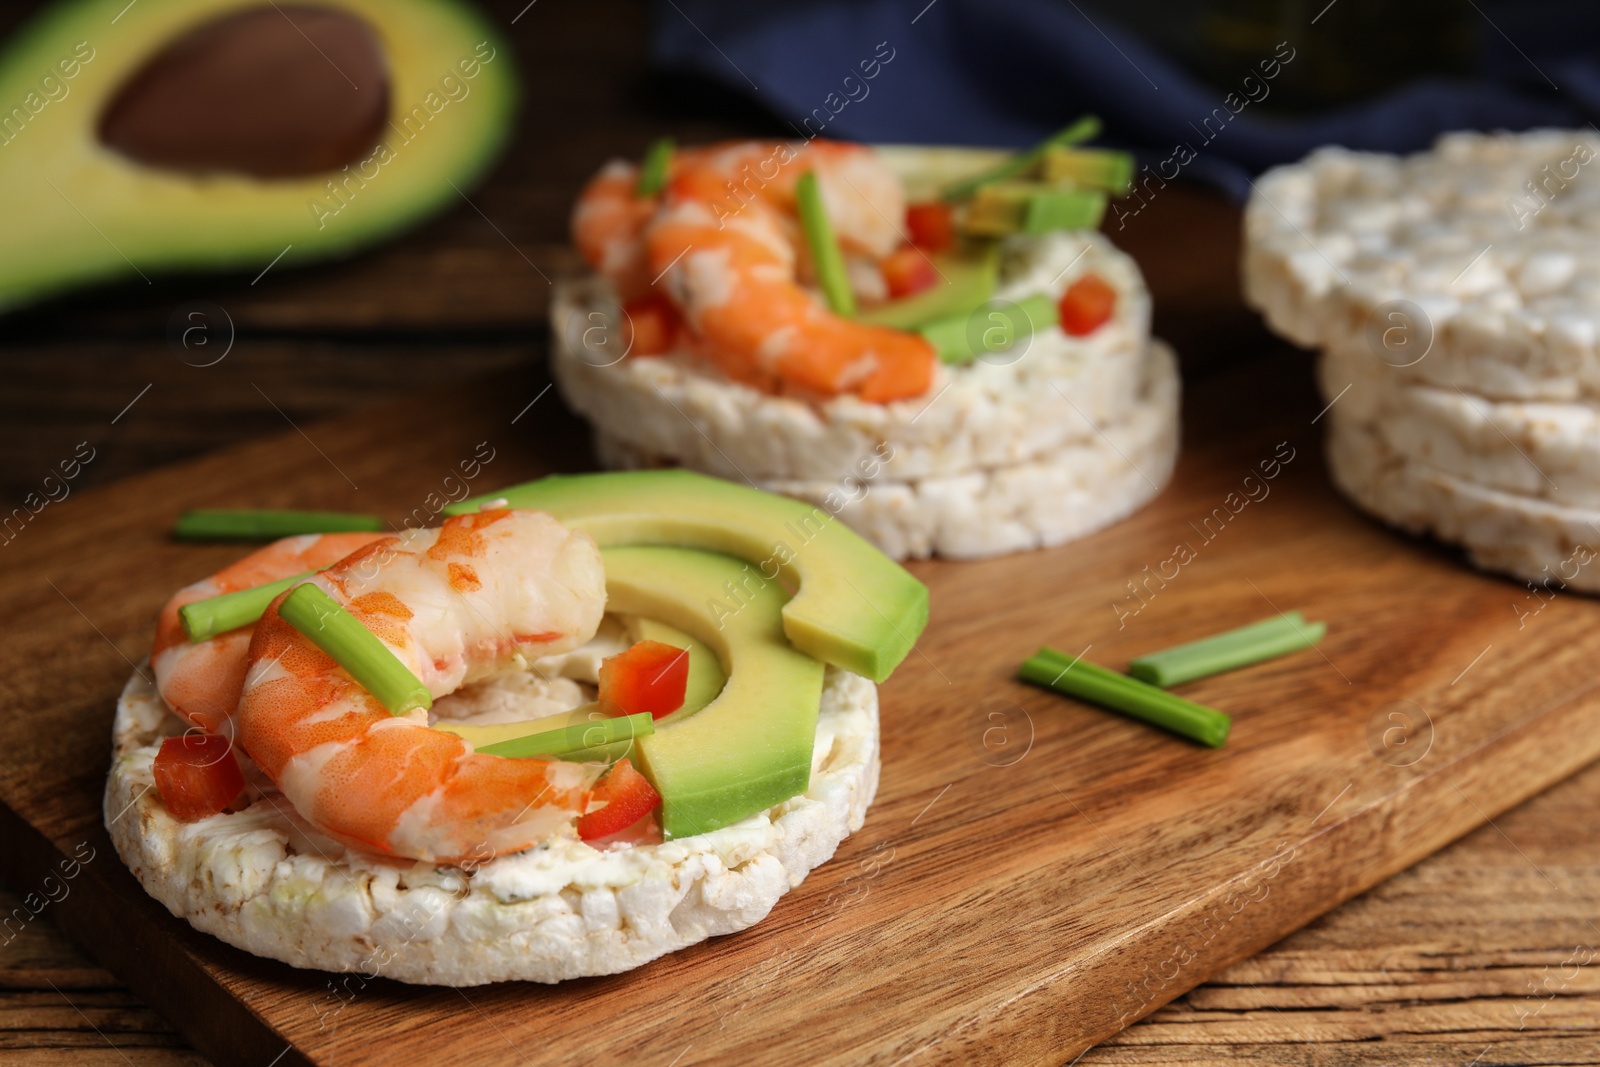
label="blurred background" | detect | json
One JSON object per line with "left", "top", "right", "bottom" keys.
{"left": 653, "top": 0, "right": 1587, "bottom": 194}
{"left": 5, "top": 0, "right": 1593, "bottom": 511}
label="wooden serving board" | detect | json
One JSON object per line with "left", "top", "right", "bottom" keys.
{"left": 3, "top": 355, "right": 1598, "bottom": 1067}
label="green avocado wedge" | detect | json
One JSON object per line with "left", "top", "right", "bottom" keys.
{"left": 447, "top": 470, "right": 929, "bottom": 683}
{"left": 603, "top": 546, "right": 824, "bottom": 839}
{"left": 873, "top": 143, "right": 1013, "bottom": 203}
{"left": 854, "top": 243, "right": 1000, "bottom": 332}
{"left": 0, "top": 0, "right": 516, "bottom": 312}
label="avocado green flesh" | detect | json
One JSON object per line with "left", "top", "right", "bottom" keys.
{"left": 447, "top": 470, "right": 929, "bottom": 683}
{"left": 0, "top": 0, "right": 517, "bottom": 312}
{"left": 602, "top": 546, "right": 823, "bottom": 840}
{"left": 873, "top": 144, "right": 1013, "bottom": 203}
{"left": 1042, "top": 147, "right": 1135, "bottom": 194}
{"left": 921, "top": 293, "right": 1059, "bottom": 365}
{"left": 855, "top": 244, "right": 1000, "bottom": 331}
{"left": 621, "top": 615, "right": 727, "bottom": 723}
{"left": 965, "top": 182, "right": 1107, "bottom": 237}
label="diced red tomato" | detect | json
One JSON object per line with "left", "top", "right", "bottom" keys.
{"left": 577, "top": 758, "right": 661, "bottom": 841}
{"left": 598, "top": 639, "right": 689, "bottom": 720}
{"left": 1057, "top": 274, "right": 1118, "bottom": 336}
{"left": 880, "top": 245, "right": 939, "bottom": 299}
{"left": 905, "top": 201, "right": 955, "bottom": 252}
{"left": 152, "top": 733, "right": 245, "bottom": 821}
{"left": 622, "top": 296, "right": 680, "bottom": 357}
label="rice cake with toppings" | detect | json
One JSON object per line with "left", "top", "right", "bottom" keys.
{"left": 599, "top": 339, "right": 1179, "bottom": 560}
{"left": 1326, "top": 412, "right": 1600, "bottom": 593}
{"left": 1245, "top": 129, "right": 1600, "bottom": 400}
{"left": 1321, "top": 343, "right": 1600, "bottom": 508}
{"left": 105, "top": 629, "right": 879, "bottom": 986}
{"left": 552, "top": 231, "right": 1154, "bottom": 483}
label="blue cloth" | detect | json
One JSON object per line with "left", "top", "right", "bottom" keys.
{"left": 652, "top": 0, "right": 1593, "bottom": 199}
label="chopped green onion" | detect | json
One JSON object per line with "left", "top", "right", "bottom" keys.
{"left": 173, "top": 509, "right": 385, "bottom": 541}
{"left": 1021, "top": 647, "right": 1231, "bottom": 748}
{"left": 179, "top": 571, "right": 315, "bottom": 642}
{"left": 278, "top": 584, "right": 431, "bottom": 715}
{"left": 920, "top": 293, "right": 1058, "bottom": 364}
{"left": 941, "top": 115, "right": 1102, "bottom": 201}
{"left": 476, "top": 712, "right": 655, "bottom": 760}
{"left": 796, "top": 169, "right": 857, "bottom": 316}
{"left": 635, "top": 137, "right": 674, "bottom": 197}
{"left": 1042, "top": 147, "right": 1135, "bottom": 194}
{"left": 1128, "top": 613, "right": 1328, "bottom": 688}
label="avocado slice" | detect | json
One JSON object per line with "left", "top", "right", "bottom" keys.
{"left": 620, "top": 615, "right": 727, "bottom": 722}
{"left": 1041, "top": 147, "right": 1135, "bottom": 195}
{"left": 447, "top": 470, "right": 929, "bottom": 683}
{"left": 0, "top": 0, "right": 516, "bottom": 312}
{"left": 855, "top": 243, "right": 1000, "bottom": 332}
{"left": 603, "top": 546, "right": 824, "bottom": 839}
{"left": 920, "top": 293, "right": 1059, "bottom": 365}
{"left": 964, "top": 182, "right": 1108, "bottom": 237}
{"left": 872, "top": 144, "right": 1014, "bottom": 203}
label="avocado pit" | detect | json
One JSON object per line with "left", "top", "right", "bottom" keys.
{"left": 98, "top": 5, "right": 390, "bottom": 179}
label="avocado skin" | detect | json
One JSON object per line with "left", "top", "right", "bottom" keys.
{"left": 602, "top": 546, "right": 824, "bottom": 840}
{"left": 449, "top": 470, "right": 929, "bottom": 684}
{"left": 0, "top": 0, "right": 518, "bottom": 312}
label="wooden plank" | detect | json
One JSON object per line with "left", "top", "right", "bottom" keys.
{"left": 0, "top": 339, "right": 532, "bottom": 507}
{"left": 3, "top": 351, "right": 1600, "bottom": 1064}
{"left": 14, "top": 755, "right": 1600, "bottom": 1064}
{"left": 1085, "top": 760, "right": 1600, "bottom": 1064}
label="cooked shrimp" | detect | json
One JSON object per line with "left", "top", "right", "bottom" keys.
{"left": 571, "top": 139, "right": 934, "bottom": 401}
{"left": 235, "top": 510, "right": 608, "bottom": 862}
{"left": 151, "top": 532, "right": 386, "bottom": 735}
{"left": 758, "top": 139, "right": 906, "bottom": 259}
{"left": 651, "top": 142, "right": 933, "bottom": 401}
{"left": 571, "top": 159, "right": 659, "bottom": 301}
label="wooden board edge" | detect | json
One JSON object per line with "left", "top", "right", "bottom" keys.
{"left": 912, "top": 675, "right": 1600, "bottom": 1064}
{"left": 0, "top": 802, "right": 312, "bottom": 1067}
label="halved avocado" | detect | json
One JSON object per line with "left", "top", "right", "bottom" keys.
{"left": 604, "top": 546, "right": 823, "bottom": 839}
{"left": 0, "top": 0, "right": 516, "bottom": 311}
{"left": 447, "top": 470, "right": 930, "bottom": 683}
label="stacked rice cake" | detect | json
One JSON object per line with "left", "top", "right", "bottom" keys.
{"left": 1245, "top": 129, "right": 1600, "bottom": 591}
{"left": 553, "top": 231, "right": 1180, "bottom": 560}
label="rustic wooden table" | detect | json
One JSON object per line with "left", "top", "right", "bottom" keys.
{"left": 2, "top": 0, "right": 1597, "bottom": 1062}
